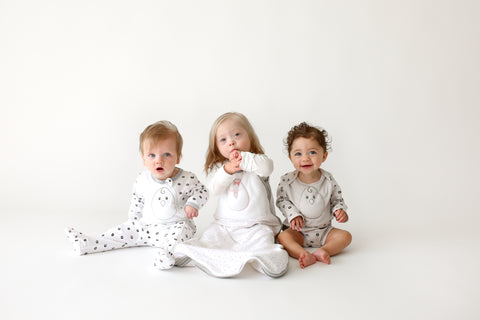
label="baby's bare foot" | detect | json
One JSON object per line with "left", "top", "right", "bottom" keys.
{"left": 312, "top": 248, "right": 331, "bottom": 264}
{"left": 299, "top": 252, "right": 317, "bottom": 269}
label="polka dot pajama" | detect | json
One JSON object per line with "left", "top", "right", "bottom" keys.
{"left": 65, "top": 220, "right": 195, "bottom": 269}
{"left": 65, "top": 168, "right": 208, "bottom": 270}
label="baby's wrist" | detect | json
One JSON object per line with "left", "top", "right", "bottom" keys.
{"left": 223, "top": 163, "right": 234, "bottom": 175}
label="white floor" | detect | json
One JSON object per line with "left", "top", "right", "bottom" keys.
{"left": 2, "top": 1, "right": 480, "bottom": 319}
{"left": 2, "top": 206, "right": 478, "bottom": 320}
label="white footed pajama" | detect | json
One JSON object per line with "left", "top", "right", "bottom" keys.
{"left": 65, "top": 168, "right": 208, "bottom": 269}
{"left": 65, "top": 220, "right": 195, "bottom": 269}
{"left": 176, "top": 152, "right": 289, "bottom": 278}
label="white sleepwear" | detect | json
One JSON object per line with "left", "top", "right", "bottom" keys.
{"left": 276, "top": 169, "right": 347, "bottom": 247}
{"left": 65, "top": 168, "right": 208, "bottom": 269}
{"left": 176, "top": 152, "right": 288, "bottom": 278}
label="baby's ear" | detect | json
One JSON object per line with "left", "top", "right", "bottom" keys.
{"left": 323, "top": 151, "right": 328, "bottom": 161}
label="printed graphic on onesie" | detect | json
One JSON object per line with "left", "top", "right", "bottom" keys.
{"left": 152, "top": 185, "right": 177, "bottom": 220}
{"left": 227, "top": 176, "right": 250, "bottom": 211}
{"left": 299, "top": 186, "right": 327, "bottom": 218}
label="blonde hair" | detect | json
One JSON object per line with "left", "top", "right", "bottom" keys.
{"left": 139, "top": 121, "right": 183, "bottom": 159}
{"left": 205, "top": 112, "right": 264, "bottom": 174}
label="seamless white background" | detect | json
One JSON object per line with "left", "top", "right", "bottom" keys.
{"left": 1, "top": 1, "right": 479, "bottom": 319}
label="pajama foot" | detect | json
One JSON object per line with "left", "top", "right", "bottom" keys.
{"left": 64, "top": 227, "right": 87, "bottom": 255}
{"left": 154, "top": 250, "right": 175, "bottom": 270}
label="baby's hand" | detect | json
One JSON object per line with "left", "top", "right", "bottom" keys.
{"left": 185, "top": 205, "right": 198, "bottom": 219}
{"left": 290, "top": 216, "right": 304, "bottom": 231}
{"left": 230, "top": 150, "right": 242, "bottom": 162}
{"left": 334, "top": 209, "right": 348, "bottom": 223}
{"left": 224, "top": 151, "right": 242, "bottom": 174}
{"left": 229, "top": 150, "right": 242, "bottom": 169}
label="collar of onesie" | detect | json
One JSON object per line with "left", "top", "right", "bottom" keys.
{"left": 283, "top": 168, "right": 330, "bottom": 186}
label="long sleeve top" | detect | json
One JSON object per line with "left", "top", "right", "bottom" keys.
{"left": 208, "top": 152, "right": 282, "bottom": 233}
{"left": 276, "top": 169, "right": 347, "bottom": 229}
{"left": 128, "top": 168, "right": 209, "bottom": 224}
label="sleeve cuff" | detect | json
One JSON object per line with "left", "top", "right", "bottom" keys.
{"left": 185, "top": 202, "right": 200, "bottom": 210}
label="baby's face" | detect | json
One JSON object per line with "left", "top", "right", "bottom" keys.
{"left": 216, "top": 118, "right": 251, "bottom": 159}
{"left": 142, "top": 136, "right": 180, "bottom": 180}
{"left": 289, "top": 137, "right": 327, "bottom": 178}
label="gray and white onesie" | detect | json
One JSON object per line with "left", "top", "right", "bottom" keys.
{"left": 276, "top": 168, "right": 347, "bottom": 247}
{"left": 65, "top": 168, "right": 208, "bottom": 269}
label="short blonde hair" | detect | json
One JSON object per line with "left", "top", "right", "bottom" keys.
{"left": 205, "top": 112, "right": 264, "bottom": 174}
{"left": 139, "top": 121, "right": 183, "bottom": 159}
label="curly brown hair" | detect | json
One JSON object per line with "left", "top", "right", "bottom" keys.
{"left": 285, "top": 122, "right": 331, "bottom": 154}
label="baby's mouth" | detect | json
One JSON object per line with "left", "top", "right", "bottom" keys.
{"left": 301, "top": 164, "right": 313, "bottom": 169}
{"left": 156, "top": 167, "right": 164, "bottom": 172}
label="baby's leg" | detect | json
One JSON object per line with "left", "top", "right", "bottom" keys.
{"left": 153, "top": 221, "right": 196, "bottom": 270}
{"left": 313, "top": 228, "right": 352, "bottom": 263}
{"left": 278, "top": 229, "right": 316, "bottom": 269}
{"left": 64, "top": 220, "right": 143, "bottom": 255}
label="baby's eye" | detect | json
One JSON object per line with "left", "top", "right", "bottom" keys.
{"left": 294, "top": 152, "right": 302, "bottom": 157}
{"left": 164, "top": 153, "right": 171, "bottom": 157}
{"left": 234, "top": 133, "right": 240, "bottom": 137}
{"left": 148, "top": 153, "right": 155, "bottom": 158}
{"left": 309, "top": 151, "right": 317, "bottom": 155}
{"left": 219, "top": 138, "right": 226, "bottom": 143}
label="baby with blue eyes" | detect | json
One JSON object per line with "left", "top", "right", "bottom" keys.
{"left": 65, "top": 121, "right": 208, "bottom": 270}
{"left": 276, "top": 122, "right": 352, "bottom": 269}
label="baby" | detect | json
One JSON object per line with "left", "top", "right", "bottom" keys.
{"left": 65, "top": 121, "right": 208, "bottom": 269}
{"left": 175, "top": 112, "right": 288, "bottom": 277}
{"left": 276, "top": 122, "right": 352, "bottom": 268}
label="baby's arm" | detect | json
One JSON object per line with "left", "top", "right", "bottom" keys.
{"left": 330, "top": 176, "right": 348, "bottom": 222}
{"left": 184, "top": 173, "right": 209, "bottom": 219}
{"left": 276, "top": 178, "right": 303, "bottom": 227}
{"left": 239, "top": 152, "right": 274, "bottom": 177}
{"left": 128, "top": 175, "right": 145, "bottom": 221}
{"left": 208, "top": 165, "right": 237, "bottom": 195}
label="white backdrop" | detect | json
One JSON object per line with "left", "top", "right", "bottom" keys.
{"left": 1, "top": 1, "right": 479, "bottom": 320}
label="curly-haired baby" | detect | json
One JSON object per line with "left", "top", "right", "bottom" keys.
{"left": 276, "top": 122, "right": 352, "bottom": 268}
